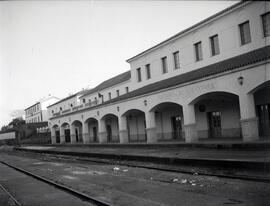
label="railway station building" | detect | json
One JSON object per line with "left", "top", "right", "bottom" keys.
{"left": 48, "top": 1, "right": 270, "bottom": 144}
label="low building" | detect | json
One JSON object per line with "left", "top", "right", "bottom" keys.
{"left": 48, "top": 1, "right": 270, "bottom": 144}
{"left": 25, "top": 95, "right": 60, "bottom": 124}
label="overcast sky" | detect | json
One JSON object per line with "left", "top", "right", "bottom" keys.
{"left": 0, "top": 0, "right": 238, "bottom": 126}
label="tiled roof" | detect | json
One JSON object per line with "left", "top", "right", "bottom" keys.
{"left": 47, "top": 90, "right": 89, "bottom": 108}
{"left": 126, "top": 1, "right": 247, "bottom": 63}
{"left": 102, "top": 45, "right": 270, "bottom": 106}
{"left": 80, "top": 71, "right": 131, "bottom": 98}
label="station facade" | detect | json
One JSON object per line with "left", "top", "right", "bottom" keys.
{"left": 48, "top": 1, "right": 270, "bottom": 144}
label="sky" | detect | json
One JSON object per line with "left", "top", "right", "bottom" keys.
{"left": 0, "top": 0, "right": 238, "bottom": 127}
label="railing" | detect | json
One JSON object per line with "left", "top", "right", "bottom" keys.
{"left": 157, "top": 131, "right": 185, "bottom": 141}
{"left": 62, "top": 109, "right": 71, "bottom": 114}
{"left": 53, "top": 112, "right": 61, "bottom": 117}
{"left": 72, "top": 104, "right": 84, "bottom": 111}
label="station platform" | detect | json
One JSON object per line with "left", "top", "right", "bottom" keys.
{"left": 14, "top": 141, "right": 270, "bottom": 181}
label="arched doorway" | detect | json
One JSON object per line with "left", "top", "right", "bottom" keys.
{"left": 71, "top": 120, "right": 83, "bottom": 143}
{"left": 52, "top": 125, "right": 60, "bottom": 143}
{"left": 150, "top": 102, "right": 184, "bottom": 141}
{"left": 101, "top": 114, "right": 119, "bottom": 143}
{"left": 253, "top": 81, "right": 270, "bottom": 138}
{"left": 85, "top": 118, "right": 99, "bottom": 143}
{"left": 190, "top": 92, "right": 241, "bottom": 140}
{"left": 122, "top": 109, "right": 147, "bottom": 142}
{"left": 61, "top": 122, "right": 70, "bottom": 143}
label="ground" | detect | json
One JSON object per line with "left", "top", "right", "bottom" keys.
{"left": 0, "top": 146, "right": 269, "bottom": 206}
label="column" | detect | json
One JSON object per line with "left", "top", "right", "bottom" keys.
{"left": 82, "top": 122, "right": 90, "bottom": 144}
{"left": 70, "top": 124, "right": 76, "bottom": 144}
{"left": 59, "top": 126, "right": 65, "bottom": 144}
{"left": 145, "top": 111, "right": 157, "bottom": 143}
{"left": 183, "top": 104, "right": 198, "bottom": 143}
{"left": 239, "top": 94, "right": 259, "bottom": 141}
{"left": 50, "top": 127, "right": 56, "bottom": 144}
{"left": 98, "top": 118, "right": 107, "bottom": 143}
{"left": 119, "top": 116, "right": 129, "bottom": 143}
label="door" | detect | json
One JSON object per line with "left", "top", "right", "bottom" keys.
{"left": 106, "top": 125, "right": 112, "bottom": 142}
{"left": 55, "top": 131, "right": 60, "bottom": 143}
{"left": 208, "top": 111, "right": 222, "bottom": 138}
{"left": 93, "top": 127, "right": 97, "bottom": 142}
{"left": 75, "top": 128, "right": 79, "bottom": 142}
{"left": 65, "top": 129, "right": 71, "bottom": 142}
{"left": 257, "top": 104, "right": 270, "bottom": 136}
{"left": 171, "top": 116, "right": 182, "bottom": 139}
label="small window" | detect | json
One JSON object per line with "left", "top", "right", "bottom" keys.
{"left": 210, "top": 34, "right": 220, "bottom": 56}
{"left": 262, "top": 12, "right": 270, "bottom": 37}
{"left": 94, "top": 97, "right": 97, "bottom": 103}
{"left": 70, "top": 103, "right": 73, "bottom": 107}
{"left": 239, "top": 21, "right": 251, "bottom": 45}
{"left": 161, "top": 57, "right": 168, "bottom": 74}
{"left": 83, "top": 99, "right": 86, "bottom": 103}
{"left": 125, "top": 87, "right": 129, "bottom": 93}
{"left": 136, "top": 68, "right": 142, "bottom": 82}
{"left": 60, "top": 107, "right": 62, "bottom": 111}
{"left": 52, "top": 110, "right": 54, "bottom": 114}
{"left": 173, "top": 51, "right": 180, "bottom": 69}
{"left": 145, "top": 64, "right": 151, "bottom": 79}
{"left": 194, "top": 41, "right": 203, "bottom": 61}
{"left": 108, "top": 92, "right": 111, "bottom": 100}
{"left": 116, "top": 90, "right": 120, "bottom": 97}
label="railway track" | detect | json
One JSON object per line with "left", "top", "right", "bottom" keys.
{"left": 31, "top": 152, "right": 270, "bottom": 183}
{"left": 0, "top": 160, "right": 112, "bottom": 206}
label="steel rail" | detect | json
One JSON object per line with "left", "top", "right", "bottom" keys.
{"left": 0, "top": 160, "right": 112, "bottom": 206}
{"left": 0, "top": 183, "right": 22, "bottom": 206}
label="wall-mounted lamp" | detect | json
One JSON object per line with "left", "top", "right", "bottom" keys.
{"left": 237, "top": 76, "right": 244, "bottom": 86}
{"left": 117, "top": 106, "right": 120, "bottom": 112}
{"left": 144, "top": 100, "right": 147, "bottom": 106}
{"left": 97, "top": 111, "right": 99, "bottom": 116}
{"left": 81, "top": 115, "right": 84, "bottom": 119}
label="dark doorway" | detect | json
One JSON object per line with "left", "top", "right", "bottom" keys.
{"left": 257, "top": 104, "right": 270, "bottom": 137}
{"left": 171, "top": 116, "right": 182, "bottom": 139}
{"left": 106, "top": 125, "right": 112, "bottom": 142}
{"left": 93, "top": 127, "right": 97, "bottom": 142}
{"left": 55, "top": 131, "right": 60, "bottom": 143}
{"left": 75, "top": 128, "right": 79, "bottom": 142}
{"left": 65, "top": 129, "right": 71, "bottom": 142}
{"left": 208, "top": 111, "right": 222, "bottom": 138}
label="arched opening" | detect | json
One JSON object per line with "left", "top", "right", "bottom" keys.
{"left": 122, "top": 109, "right": 147, "bottom": 142}
{"left": 52, "top": 125, "right": 60, "bottom": 143}
{"left": 61, "top": 122, "right": 70, "bottom": 143}
{"left": 191, "top": 92, "right": 241, "bottom": 140}
{"left": 71, "top": 120, "right": 83, "bottom": 143}
{"left": 150, "top": 102, "right": 184, "bottom": 141}
{"left": 101, "top": 114, "right": 119, "bottom": 143}
{"left": 84, "top": 118, "right": 99, "bottom": 143}
{"left": 252, "top": 81, "right": 270, "bottom": 138}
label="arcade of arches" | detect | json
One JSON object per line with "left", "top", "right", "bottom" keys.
{"left": 50, "top": 83, "right": 270, "bottom": 144}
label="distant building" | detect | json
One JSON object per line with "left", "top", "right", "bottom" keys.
{"left": 25, "top": 96, "right": 60, "bottom": 124}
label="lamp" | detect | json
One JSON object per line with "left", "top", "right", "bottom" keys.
{"left": 237, "top": 76, "right": 244, "bottom": 85}
{"left": 117, "top": 106, "right": 120, "bottom": 111}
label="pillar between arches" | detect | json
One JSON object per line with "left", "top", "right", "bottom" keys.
{"left": 239, "top": 94, "right": 259, "bottom": 142}
{"left": 145, "top": 111, "right": 157, "bottom": 143}
{"left": 51, "top": 127, "right": 56, "bottom": 144}
{"left": 59, "top": 127, "right": 65, "bottom": 144}
{"left": 183, "top": 104, "right": 198, "bottom": 143}
{"left": 119, "top": 116, "right": 129, "bottom": 143}
{"left": 83, "top": 122, "right": 90, "bottom": 144}
{"left": 70, "top": 124, "right": 76, "bottom": 144}
{"left": 98, "top": 118, "right": 107, "bottom": 143}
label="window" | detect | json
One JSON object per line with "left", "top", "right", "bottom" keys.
{"left": 52, "top": 110, "right": 54, "bottom": 114}
{"left": 194, "top": 41, "right": 203, "bottom": 61}
{"left": 125, "top": 87, "right": 129, "bottom": 93}
{"left": 161, "top": 57, "right": 168, "bottom": 74}
{"left": 173, "top": 51, "right": 180, "bottom": 69}
{"left": 60, "top": 107, "right": 62, "bottom": 111}
{"left": 83, "top": 99, "right": 86, "bottom": 103}
{"left": 262, "top": 12, "right": 270, "bottom": 37}
{"left": 136, "top": 68, "right": 141, "bottom": 82}
{"left": 239, "top": 21, "right": 251, "bottom": 45}
{"left": 94, "top": 97, "right": 97, "bottom": 104}
{"left": 108, "top": 92, "right": 111, "bottom": 100}
{"left": 116, "top": 90, "right": 120, "bottom": 97}
{"left": 210, "top": 35, "right": 220, "bottom": 56}
{"left": 145, "top": 64, "right": 151, "bottom": 79}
